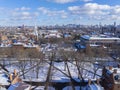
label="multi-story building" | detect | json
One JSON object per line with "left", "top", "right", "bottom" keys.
{"left": 80, "top": 35, "right": 120, "bottom": 47}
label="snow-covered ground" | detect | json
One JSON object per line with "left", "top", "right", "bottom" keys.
{"left": 0, "top": 70, "right": 9, "bottom": 86}
{"left": 5, "top": 61, "right": 102, "bottom": 82}
{"left": 0, "top": 59, "right": 104, "bottom": 90}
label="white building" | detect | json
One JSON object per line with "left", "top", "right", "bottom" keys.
{"left": 80, "top": 35, "right": 120, "bottom": 47}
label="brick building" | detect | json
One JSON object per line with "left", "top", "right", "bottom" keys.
{"left": 102, "top": 65, "right": 120, "bottom": 90}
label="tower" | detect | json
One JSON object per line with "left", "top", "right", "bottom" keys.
{"left": 34, "top": 25, "right": 39, "bottom": 41}
{"left": 114, "top": 22, "right": 116, "bottom": 34}
{"left": 99, "top": 22, "right": 102, "bottom": 34}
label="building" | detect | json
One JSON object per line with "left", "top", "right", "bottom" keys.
{"left": 0, "top": 42, "right": 41, "bottom": 58}
{"left": 102, "top": 65, "right": 120, "bottom": 90}
{"left": 80, "top": 35, "right": 120, "bottom": 47}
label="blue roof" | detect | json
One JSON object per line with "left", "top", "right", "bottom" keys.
{"left": 106, "top": 70, "right": 112, "bottom": 76}
{"left": 2, "top": 74, "right": 8, "bottom": 78}
{"left": 74, "top": 43, "right": 86, "bottom": 49}
{"left": 63, "top": 84, "right": 102, "bottom": 90}
{"left": 91, "top": 32, "right": 97, "bottom": 35}
{"left": 8, "top": 82, "right": 30, "bottom": 90}
{"left": 81, "top": 85, "right": 91, "bottom": 90}
{"left": 8, "top": 83, "right": 20, "bottom": 90}
{"left": 63, "top": 33, "right": 71, "bottom": 37}
{"left": 89, "top": 84, "right": 98, "bottom": 90}
{"left": 81, "top": 35, "right": 90, "bottom": 40}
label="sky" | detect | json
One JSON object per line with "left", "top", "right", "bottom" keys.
{"left": 0, "top": 0, "right": 120, "bottom": 26}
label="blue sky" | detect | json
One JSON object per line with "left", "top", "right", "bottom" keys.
{"left": 0, "top": 0, "right": 120, "bottom": 26}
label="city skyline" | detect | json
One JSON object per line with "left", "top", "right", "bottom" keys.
{"left": 0, "top": 0, "right": 120, "bottom": 26}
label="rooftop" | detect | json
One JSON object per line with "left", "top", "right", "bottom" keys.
{"left": 106, "top": 65, "right": 120, "bottom": 84}
{"left": 81, "top": 35, "right": 120, "bottom": 40}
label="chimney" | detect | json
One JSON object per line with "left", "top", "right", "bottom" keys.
{"left": 14, "top": 69, "right": 17, "bottom": 76}
{"left": 113, "top": 69, "right": 117, "bottom": 74}
{"left": 118, "top": 64, "right": 120, "bottom": 68}
{"left": 9, "top": 74, "right": 13, "bottom": 81}
{"left": 96, "top": 79, "right": 100, "bottom": 85}
{"left": 109, "top": 66, "right": 113, "bottom": 70}
{"left": 88, "top": 79, "right": 91, "bottom": 85}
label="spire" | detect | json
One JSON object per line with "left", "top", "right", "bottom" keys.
{"left": 34, "top": 24, "right": 38, "bottom": 41}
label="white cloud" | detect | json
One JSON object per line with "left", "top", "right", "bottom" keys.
{"left": 15, "top": 7, "right": 31, "bottom": 11}
{"left": 68, "top": 6, "right": 80, "bottom": 11}
{"left": 12, "top": 11, "right": 30, "bottom": 17}
{"left": 12, "top": 11, "right": 38, "bottom": 20}
{"left": 1, "top": 2, "right": 120, "bottom": 25}
{"left": 22, "top": 12, "right": 30, "bottom": 16}
{"left": 68, "top": 3, "right": 111, "bottom": 15}
{"left": 38, "top": 7, "right": 68, "bottom": 18}
{"left": 48, "top": 0, "right": 76, "bottom": 4}
{"left": 111, "top": 15, "right": 120, "bottom": 20}
{"left": 61, "top": 15, "right": 67, "bottom": 18}
{"left": 81, "top": 0, "right": 93, "bottom": 2}
{"left": 84, "top": 3, "right": 111, "bottom": 10}
{"left": 113, "top": 5, "right": 120, "bottom": 14}
{"left": 68, "top": 3, "right": 119, "bottom": 20}
{"left": 48, "top": 0, "right": 93, "bottom": 4}
{"left": 68, "top": 3, "right": 120, "bottom": 21}
{"left": 38, "top": 7, "right": 49, "bottom": 14}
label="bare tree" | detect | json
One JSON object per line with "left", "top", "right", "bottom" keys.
{"left": 15, "top": 50, "right": 28, "bottom": 79}
{"left": 35, "top": 52, "right": 44, "bottom": 79}
{"left": 59, "top": 50, "right": 76, "bottom": 90}
{"left": 44, "top": 52, "right": 55, "bottom": 90}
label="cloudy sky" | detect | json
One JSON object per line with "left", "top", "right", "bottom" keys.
{"left": 0, "top": 0, "right": 120, "bottom": 26}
